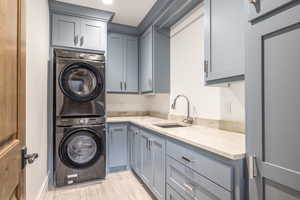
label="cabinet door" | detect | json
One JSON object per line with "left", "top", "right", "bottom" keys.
{"left": 167, "top": 185, "right": 185, "bottom": 200}
{"left": 204, "top": 0, "right": 246, "bottom": 83}
{"left": 108, "top": 124, "right": 128, "bottom": 171}
{"left": 135, "top": 130, "right": 142, "bottom": 175}
{"left": 52, "top": 14, "right": 80, "bottom": 48}
{"left": 128, "top": 127, "right": 136, "bottom": 169}
{"left": 107, "top": 33, "right": 124, "bottom": 93}
{"left": 151, "top": 135, "right": 166, "bottom": 200}
{"left": 140, "top": 131, "right": 153, "bottom": 186}
{"left": 248, "top": 0, "right": 295, "bottom": 21}
{"left": 140, "top": 27, "right": 153, "bottom": 93}
{"left": 80, "top": 19, "right": 106, "bottom": 51}
{"left": 246, "top": 4, "right": 300, "bottom": 200}
{"left": 124, "top": 36, "right": 139, "bottom": 93}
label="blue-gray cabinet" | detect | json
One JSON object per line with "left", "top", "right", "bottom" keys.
{"left": 204, "top": 0, "right": 246, "bottom": 85}
{"left": 108, "top": 122, "right": 245, "bottom": 200}
{"left": 107, "top": 33, "right": 139, "bottom": 93}
{"left": 166, "top": 185, "right": 185, "bottom": 200}
{"left": 129, "top": 125, "right": 141, "bottom": 175}
{"left": 140, "top": 26, "right": 170, "bottom": 94}
{"left": 246, "top": 2, "right": 300, "bottom": 200}
{"left": 108, "top": 124, "right": 128, "bottom": 172}
{"left": 52, "top": 14, "right": 80, "bottom": 48}
{"left": 52, "top": 14, "right": 106, "bottom": 51}
{"left": 140, "top": 129, "right": 166, "bottom": 200}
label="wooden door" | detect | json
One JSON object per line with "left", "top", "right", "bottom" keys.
{"left": 0, "top": 0, "right": 26, "bottom": 199}
{"left": 246, "top": 3, "right": 300, "bottom": 200}
{"left": 52, "top": 14, "right": 81, "bottom": 48}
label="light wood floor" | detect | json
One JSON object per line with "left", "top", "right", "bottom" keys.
{"left": 45, "top": 171, "right": 155, "bottom": 200}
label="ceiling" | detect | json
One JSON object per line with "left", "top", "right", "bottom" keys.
{"left": 57, "top": 0, "right": 157, "bottom": 26}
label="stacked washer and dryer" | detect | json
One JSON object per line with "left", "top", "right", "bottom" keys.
{"left": 53, "top": 49, "right": 106, "bottom": 187}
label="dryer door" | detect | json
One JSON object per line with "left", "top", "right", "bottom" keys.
{"left": 59, "top": 129, "right": 103, "bottom": 169}
{"left": 59, "top": 62, "right": 104, "bottom": 102}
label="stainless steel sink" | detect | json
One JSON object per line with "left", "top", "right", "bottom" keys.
{"left": 153, "top": 123, "right": 189, "bottom": 128}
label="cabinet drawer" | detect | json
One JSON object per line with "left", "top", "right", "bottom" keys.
{"left": 167, "top": 140, "right": 233, "bottom": 191}
{"left": 167, "top": 185, "right": 185, "bottom": 200}
{"left": 167, "top": 156, "right": 232, "bottom": 200}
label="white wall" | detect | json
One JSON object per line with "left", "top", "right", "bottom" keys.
{"left": 26, "top": 0, "right": 49, "bottom": 199}
{"left": 169, "top": 4, "right": 245, "bottom": 123}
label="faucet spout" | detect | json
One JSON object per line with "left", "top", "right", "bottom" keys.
{"left": 171, "top": 95, "right": 193, "bottom": 124}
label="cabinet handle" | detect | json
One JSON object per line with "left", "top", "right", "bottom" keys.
{"left": 80, "top": 36, "right": 84, "bottom": 46}
{"left": 74, "top": 35, "right": 79, "bottom": 46}
{"left": 183, "top": 183, "right": 194, "bottom": 192}
{"left": 181, "top": 156, "right": 192, "bottom": 163}
{"left": 120, "top": 81, "right": 123, "bottom": 90}
{"left": 248, "top": 0, "right": 260, "bottom": 11}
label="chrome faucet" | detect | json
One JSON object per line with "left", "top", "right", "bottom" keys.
{"left": 171, "top": 95, "right": 193, "bottom": 124}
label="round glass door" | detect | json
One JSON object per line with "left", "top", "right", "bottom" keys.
{"left": 59, "top": 63, "right": 103, "bottom": 102}
{"left": 59, "top": 129, "right": 102, "bottom": 169}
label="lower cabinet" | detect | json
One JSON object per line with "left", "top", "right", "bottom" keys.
{"left": 132, "top": 128, "right": 166, "bottom": 200}
{"left": 108, "top": 124, "right": 128, "bottom": 172}
{"left": 109, "top": 123, "right": 246, "bottom": 200}
{"left": 167, "top": 185, "right": 185, "bottom": 200}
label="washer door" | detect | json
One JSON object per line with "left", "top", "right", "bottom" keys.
{"left": 59, "top": 62, "right": 103, "bottom": 102}
{"left": 59, "top": 129, "right": 103, "bottom": 169}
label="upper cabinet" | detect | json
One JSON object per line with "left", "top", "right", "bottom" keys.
{"left": 52, "top": 14, "right": 107, "bottom": 51}
{"left": 248, "top": 0, "right": 293, "bottom": 21}
{"left": 107, "top": 33, "right": 139, "bottom": 93}
{"left": 140, "top": 26, "right": 170, "bottom": 94}
{"left": 204, "top": 0, "right": 247, "bottom": 85}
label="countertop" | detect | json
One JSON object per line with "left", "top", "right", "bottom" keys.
{"left": 107, "top": 116, "right": 245, "bottom": 160}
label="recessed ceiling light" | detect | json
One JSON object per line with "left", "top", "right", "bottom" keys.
{"left": 102, "top": 0, "right": 113, "bottom": 5}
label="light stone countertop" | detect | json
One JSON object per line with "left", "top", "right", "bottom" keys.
{"left": 107, "top": 116, "right": 246, "bottom": 160}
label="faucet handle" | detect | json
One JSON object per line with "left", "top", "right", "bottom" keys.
{"left": 183, "top": 118, "right": 193, "bottom": 124}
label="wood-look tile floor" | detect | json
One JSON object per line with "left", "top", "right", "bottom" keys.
{"left": 45, "top": 171, "right": 155, "bottom": 200}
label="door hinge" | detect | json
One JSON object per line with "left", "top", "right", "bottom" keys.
{"left": 21, "top": 147, "right": 39, "bottom": 169}
{"left": 248, "top": 155, "right": 257, "bottom": 179}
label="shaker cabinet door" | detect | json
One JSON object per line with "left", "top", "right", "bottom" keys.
{"left": 151, "top": 136, "right": 166, "bottom": 200}
{"left": 140, "top": 27, "right": 153, "bottom": 93}
{"left": 107, "top": 34, "right": 124, "bottom": 93}
{"left": 246, "top": 3, "right": 300, "bottom": 200}
{"left": 81, "top": 19, "right": 106, "bottom": 51}
{"left": 52, "top": 14, "right": 81, "bottom": 48}
{"left": 124, "top": 36, "right": 139, "bottom": 93}
{"left": 108, "top": 125, "right": 128, "bottom": 171}
{"left": 140, "top": 131, "right": 153, "bottom": 186}
{"left": 204, "top": 0, "right": 246, "bottom": 84}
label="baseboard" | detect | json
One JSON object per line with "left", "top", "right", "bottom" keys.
{"left": 35, "top": 173, "right": 49, "bottom": 200}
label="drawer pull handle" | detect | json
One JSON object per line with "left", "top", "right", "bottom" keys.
{"left": 183, "top": 183, "right": 193, "bottom": 192}
{"left": 182, "top": 156, "right": 191, "bottom": 162}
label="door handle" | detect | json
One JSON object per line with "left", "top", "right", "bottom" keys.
{"left": 74, "top": 35, "right": 79, "bottom": 46}
{"left": 120, "top": 81, "right": 123, "bottom": 90}
{"left": 124, "top": 82, "right": 127, "bottom": 91}
{"left": 21, "top": 147, "right": 39, "bottom": 169}
{"left": 80, "top": 36, "right": 84, "bottom": 46}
